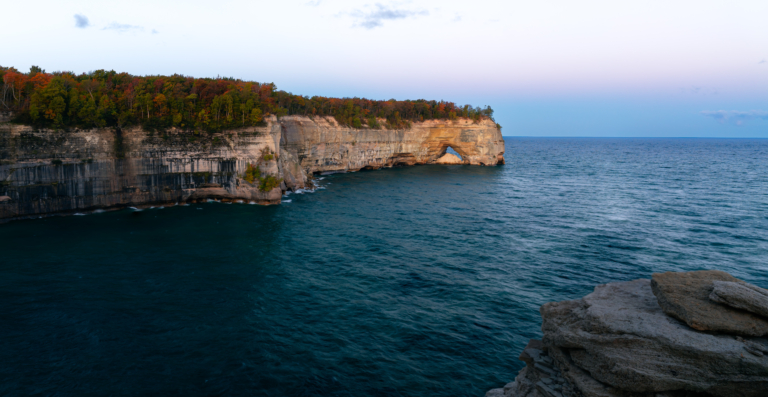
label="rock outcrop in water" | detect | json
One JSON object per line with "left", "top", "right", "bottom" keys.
{"left": 486, "top": 271, "right": 768, "bottom": 397}
{"left": 0, "top": 115, "right": 504, "bottom": 221}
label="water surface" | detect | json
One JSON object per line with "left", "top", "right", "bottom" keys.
{"left": 1, "top": 137, "right": 767, "bottom": 396}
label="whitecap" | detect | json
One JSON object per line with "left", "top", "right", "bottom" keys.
{"left": 282, "top": 199, "right": 292, "bottom": 203}
{"left": 94, "top": 209, "right": 105, "bottom": 213}
{"left": 249, "top": 201, "right": 257, "bottom": 205}
{"left": 74, "top": 213, "right": 86, "bottom": 216}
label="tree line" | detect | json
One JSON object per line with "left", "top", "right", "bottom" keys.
{"left": 0, "top": 65, "right": 497, "bottom": 132}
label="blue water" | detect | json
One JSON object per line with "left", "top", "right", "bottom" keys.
{"left": 1, "top": 138, "right": 767, "bottom": 396}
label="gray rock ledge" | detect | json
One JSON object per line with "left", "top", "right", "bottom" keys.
{"left": 710, "top": 280, "right": 768, "bottom": 319}
{"left": 486, "top": 274, "right": 768, "bottom": 397}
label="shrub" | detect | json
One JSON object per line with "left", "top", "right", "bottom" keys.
{"left": 243, "top": 163, "right": 261, "bottom": 184}
{"left": 258, "top": 175, "right": 283, "bottom": 192}
{"left": 261, "top": 147, "right": 274, "bottom": 161}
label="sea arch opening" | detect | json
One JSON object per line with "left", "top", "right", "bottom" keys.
{"left": 435, "top": 144, "right": 466, "bottom": 164}
{"left": 445, "top": 146, "right": 463, "bottom": 161}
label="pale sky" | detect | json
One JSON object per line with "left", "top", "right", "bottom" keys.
{"left": 4, "top": 0, "right": 767, "bottom": 136}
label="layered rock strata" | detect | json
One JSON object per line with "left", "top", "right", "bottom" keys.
{"left": 0, "top": 116, "right": 504, "bottom": 221}
{"left": 651, "top": 270, "right": 768, "bottom": 336}
{"left": 487, "top": 272, "right": 768, "bottom": 397}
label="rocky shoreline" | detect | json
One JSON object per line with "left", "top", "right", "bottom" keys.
{"left": 0, "top": 115, "right": 504, "bottom": 221}
{"left": 487, "top": 270, "right": 768, "bottom": 397}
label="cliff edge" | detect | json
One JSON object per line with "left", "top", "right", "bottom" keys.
{"left": 0, "top": 116, "right": 504, "bottom": 221}
{"left": 487, "top": 270, "right": 768, "bottom": 397}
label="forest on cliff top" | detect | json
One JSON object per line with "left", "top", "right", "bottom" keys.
{"left": 0, "top": 66, "right": 497, "bottom": 132}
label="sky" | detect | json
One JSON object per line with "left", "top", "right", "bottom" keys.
{"left": 3, "top": 0, "right": 767, "bottom": 137}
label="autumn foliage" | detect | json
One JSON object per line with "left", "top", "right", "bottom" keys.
{"left": 0, "top": 65, "right": 495, "bottom": 132}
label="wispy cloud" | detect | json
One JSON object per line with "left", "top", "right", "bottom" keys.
{"left": 347, "top": 3, "right": 429, "bottom": 29}
{"left": 760, "top": 59, "right": 766, "bottom": 65}
{"left": 701, "top": 110, "right": 768, "bottom": 126}
{"left": 152, "top": 29, "right": 159, "bottom": 34}
{"left": 103, "top": 22, "right": 144, "bottom": 33}
{"left": 681, "top": 86, "right": 718, "bottom": 96}
{"left": 452, "top": 14, "right": 462, "bottom": 22}
{"left": 306, "top": 0, "right": 322, "bottom": 6}
{"left": 74, "top": 14, "right": 90, "bottom": 28}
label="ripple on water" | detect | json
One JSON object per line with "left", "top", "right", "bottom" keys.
{"left": 0, "top": 138, "right": 767, "bottom": 396}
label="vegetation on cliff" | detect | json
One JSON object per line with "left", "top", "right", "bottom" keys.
{"left": 242, "top": 163, "right": 282, "bottom": 192}
{"left": 0, "top": 65, "right": 496, "bottom": 132}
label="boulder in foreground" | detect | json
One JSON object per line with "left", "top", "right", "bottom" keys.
{"left": 651, "top": 270, "right": 768, "bottom": 336}
{"left": 487, "top": 272, "right": 768, "bottom": 397}
{"left": 710, "top": 280, "right": 768, "bottom": 319}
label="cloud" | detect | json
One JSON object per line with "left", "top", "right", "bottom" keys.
{"left": 701, "top": 110, "right": 768, "bottom": 126}
{"left": 103, "top": 22, "right": 144, "bottom": 32}
{"left": 452, "top": 14, "right": 462, "bottom": 22}
{"left": 152, "top": 29, "right": 159, "bottom": 34}
{"left": 681, "top": 86, "right": 718, "bottom": 96}
{"left": 348, "top": 3, "right": 429, "bottom": 29}
{"left": 760, "top": 59, "right": 766, "bottom": 65}
{"left": 306, "top": 0, "right": 322, "bottom": 5}
{"left": 74, "top": 14, "right": 90, "bottom": 28}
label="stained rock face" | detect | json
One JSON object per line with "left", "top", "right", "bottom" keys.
{"left": 0, "top": 123, "right": 287, "bottom": 221}
{"left": 651, "top": 270, "right": 768, "bottom": 336}
{"left": 1, "top": 115, "right": 504, "bottom": 221}
{"left": 487, "top": 273, "right": 768, "bottom": 397}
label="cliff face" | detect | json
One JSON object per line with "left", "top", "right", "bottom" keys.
{"left": 0, "top": 116, "right": 504, "bottom": 221}
{"left": 278, "top": 116, "right": 505, "bottom": 172}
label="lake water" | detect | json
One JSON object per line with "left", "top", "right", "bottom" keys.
{"left": 1, "top": 137, "right": 767, "bottom": 396}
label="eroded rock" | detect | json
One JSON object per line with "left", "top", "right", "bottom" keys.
{"left": 487, "top": 273, "right": 768, "bottom": 397}
{"left": 542, "top": 279, "right": 768, "bottom": 396}
{"left": 710, "top": 280, "right": 768, "bottom": 319}
{"left": 1, "top": 116, "right": 504, "bottom": 220}
{"left": 651, "top": 270, "right": 768, "bottom": 336}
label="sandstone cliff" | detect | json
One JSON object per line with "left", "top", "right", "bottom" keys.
{"left": 0, "top": 116, "right": 504, "bottom": 221}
